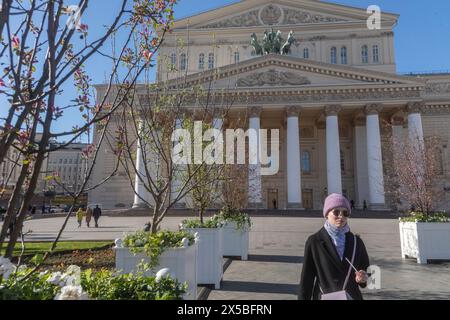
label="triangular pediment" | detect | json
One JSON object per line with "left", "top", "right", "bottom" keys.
{"left": 164, "top": 54, "right": 424, "bottom": 90}
{"left": 174, "top": 0, "right": 398, "bottom": 30}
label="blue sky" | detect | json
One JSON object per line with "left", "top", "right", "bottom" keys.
{"left": 2, "top": 0, "right": 450, "bottom": 142}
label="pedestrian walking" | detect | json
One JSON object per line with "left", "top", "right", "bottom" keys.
{"left": 85, "top": 206, "right": 93, "bottom": 228}
{"left": 93, "top": 205, "right": 102, "bottom": 228}
{"left": 298, "top": 193, "right": 370, "bottom": 300}
{"left": 76, "top": 207, "right": 85, "bottom": 228}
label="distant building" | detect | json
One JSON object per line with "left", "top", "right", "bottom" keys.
{"left": 41, "top": 142, "right": 89, "bottom": 194}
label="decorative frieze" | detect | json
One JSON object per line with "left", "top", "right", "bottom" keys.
{"left": 200, "top": 5, "right": 349, "bottom": 29}
{"left": 424, "top": 82, "right": 450, "bottom": 95}
{"left": 236, "top": 69, "right": 311, "bottom": 87}
{"left": 282, "top": 8, "right": 347, "bottom": 25}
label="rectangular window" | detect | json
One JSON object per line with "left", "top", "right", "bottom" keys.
{"left": 234, "top": 52, "right": 240, "bottom": 64}
{"left": 373, "top": 45, "right": 379, "bottom": 63}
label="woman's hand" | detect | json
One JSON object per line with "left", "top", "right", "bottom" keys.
{"left": 355, "top": 270, "right": 369, "bottom": 284}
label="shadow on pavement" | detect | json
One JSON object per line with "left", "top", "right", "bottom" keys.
{"left": 248, "top": 255, "right": 303, "bottom": 264}
{"left": 220, "top": 280, "right": 299, "bottom": 295}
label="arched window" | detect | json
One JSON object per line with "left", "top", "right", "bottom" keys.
{"left": 302, "top": 151, "right": 311, "bottom": 174}
{"left": 198, "top": 53, "right": 205, "bottom": 70}
{"left": 170, "top": 53, "right": 177, "bottom": 68}
{"left": 234, "top": 51, "right": 240, "bottom": 64}
{"left": 361, "top": 45, "right": 369, "bottom": 64}
{"left": 341, "top": 46, "right": 348, "bottom": 64}
{"left": 180, "top": 53, "right": 187, "bottom": 71}
{"left": 372, "top": 45, "right": 379, "bottom": 63}
{"left": 340, "top": 150, "right": 345, "bottom": 173}
{"left": 208, "top": 53, "right": 215, "bottom": 70}
{"left": 303, "top": 48, "right": 310, "bottom": 59}
{"left": 330, "top": 47, "right": 337, "bottom": 64}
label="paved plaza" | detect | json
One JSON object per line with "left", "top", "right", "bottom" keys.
{"left": 3, "top": 215, "right": 450, "bottom": 300}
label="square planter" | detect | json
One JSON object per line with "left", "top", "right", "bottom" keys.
{"left": 399, "top": 221, "right": 450, "bottom": 264}
{"left": 222, "top": 221, "right": 249, "bottom": 261}
{"left": 114, "top": 241, "right": 198, "bottom": 300}
{"left": 184, "top": 227, "right": 223, "bottom": 289}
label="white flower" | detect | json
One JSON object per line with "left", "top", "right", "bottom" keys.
{"left": 134, "top": 239, "right": 143, "bottom": 247}
{"left": 0, "top": 257, "right": 16, "bottom": 281}
{"left": 54, "top": 285, "right": 89, "bottom": 300}
{"left": 155, "top": 268, "right": 172, "bottom": 282}
{"left": 47, "top": 272, "right": 64, "bottom": 286}
{"left": 114, "top": 239, "right": 123, "bottom": 248}
{"left": 38, "top": 271, "right": 49, "bottom": 278}
{"left": 181, "top": 238, "right": 190, "bottom": 248}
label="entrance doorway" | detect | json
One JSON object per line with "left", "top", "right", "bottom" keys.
{"left": 267, "top": 189, "right": 278, "bottom": 209}
{"left": 302, "top": 189, "right": 313, "bottom": 210}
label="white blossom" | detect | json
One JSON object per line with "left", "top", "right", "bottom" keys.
{"left": 181, "top": 238, "right": 190, "bottom": 248}
{"left": 47, "top": 272, "right": 65, "bottom": 286}
{"left": 54, "top": 285, "right": 89, "bottom": 300}
{"left": 0, "top": 257, "right": 16, "bottom": 281}
{"left": 155, "top": 268, "right": 172, "bottom": 282}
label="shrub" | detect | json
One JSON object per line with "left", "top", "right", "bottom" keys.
{"left": 215, "top": 208, "right": 252, "bottom": 231}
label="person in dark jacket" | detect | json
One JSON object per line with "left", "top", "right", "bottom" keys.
{"left": 93, "top": 205, "right": 102, "bottom": 228}
{"left": 299, "top": 193, "right": 370, "bottom": 300}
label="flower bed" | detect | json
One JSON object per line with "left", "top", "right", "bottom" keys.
{"left": 0, "top": 259, "right": 185, "bottom": 300}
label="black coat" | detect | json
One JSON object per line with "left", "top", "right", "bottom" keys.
{"left": 298, "top": 227, "right": 370, "bottom": 300}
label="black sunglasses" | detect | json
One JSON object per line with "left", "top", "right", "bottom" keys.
{"left": 331, "top": 209, "right": 350, "bottom": 218}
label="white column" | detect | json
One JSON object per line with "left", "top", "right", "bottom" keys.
{"left": 286, "top": 106, "right": 303, "bottom": 208}
{"left": 171, "top": 118, "right": 186, "bottom": 208}
{"left": 248, "top": 107, "right": 262, "bottom": 208}
{"left": 407, "top": 102, "right": 424, "bottom": 146}
{"left": 212, "top": 116, "right": 224, "bottom": 208}
{"left": 354, "top": 115, "right": 370, "bottom": 209}
{"left": 365, "top": 104, "right": 386, "bottom": 209}
{"left": 325, "top": 106, "right": 342, "bottom": 195}
{"left": 133, "top": 122, "right": 151, "bottom": 208}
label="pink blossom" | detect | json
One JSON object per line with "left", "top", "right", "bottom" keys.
{"left": 12, "top": 36, "right": 20, "bottom": 50}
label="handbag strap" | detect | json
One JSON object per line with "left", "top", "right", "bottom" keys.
{"left": 342, "top": 234, "right": 357, "bottom": 291}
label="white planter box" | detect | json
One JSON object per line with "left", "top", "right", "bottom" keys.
{"left": 222, "top": 221, "right": 249, "bottom": 261}
{"left": 114, "top": 242, "right": 198, "bottom": 300}
{"left": 184, "top": 227, "right": 223, "bottom": 289}
{"left": 399, "top": 221, "right": 450, "bottom": 264}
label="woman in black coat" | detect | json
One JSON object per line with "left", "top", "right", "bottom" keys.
{"left": 299, "top": 193, "right": 370, "bottom": 300}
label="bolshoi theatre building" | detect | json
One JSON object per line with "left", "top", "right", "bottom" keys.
{"left": 89, "top": 0, "right": 450, "bottom": 212}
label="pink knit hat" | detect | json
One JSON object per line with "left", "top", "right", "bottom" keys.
{"left": 323, "top": 193, "right": 351, "bottom": 218}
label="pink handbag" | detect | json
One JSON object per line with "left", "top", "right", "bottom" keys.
{"left": 320, "top": 234, "right": 357, "bottom": 300}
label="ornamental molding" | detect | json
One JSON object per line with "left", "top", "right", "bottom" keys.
{"left": 236, "top": 69, "right": 311, "bottom": 87}
{"left": 422, "top": 104, "right": 450, "bottom": 115}
{"left": 200, "top": 5, "right": 349, "bottom": 29}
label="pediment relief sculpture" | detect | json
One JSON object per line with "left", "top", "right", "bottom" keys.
{"left": 201, "top": 5, "right": 349, "bottom": 29}
{"left": 236, "top": 69, "right": 311, "bottom": 87}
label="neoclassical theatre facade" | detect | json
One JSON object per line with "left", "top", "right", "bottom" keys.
{"left": 89, "top": 0, "right": 450, "bottom": 211}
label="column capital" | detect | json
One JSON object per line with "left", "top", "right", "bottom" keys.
{"left": 406, "top": 101, "right": 425, "bottom": 114}
{"left": 391, "top": 110, "right": 406, "bottom": 126}
{"left": 364, "top": 103, "right": 383, "bottom": 116}
{"left": 353, "top": 112, "right": 366, "bottom": 126}
{"left": 286, "top": 105, "right": 302, "bottom": 117}
{"left": 324, "top": 105, "right": 342, "bottom": 116}
{"left": 248, "top": 106, "right": 263, "bottom": 118}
